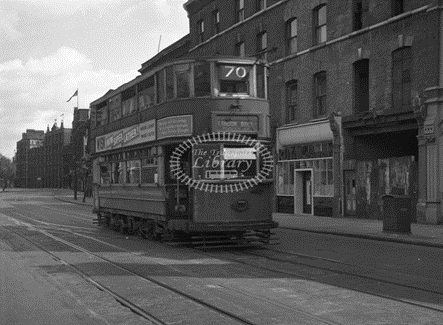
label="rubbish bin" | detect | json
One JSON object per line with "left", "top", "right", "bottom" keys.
{"left": 381, "top": 194, "right": 412, "bottom": 233}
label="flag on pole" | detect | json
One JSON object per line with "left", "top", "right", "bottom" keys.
{"left": 67, "top": 89, "right": 78, "bottom": 102}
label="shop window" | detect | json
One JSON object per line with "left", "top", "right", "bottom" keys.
{"left": 175, "top": 64, "right": 191, "bottom": 98}
{"left": 125, "top": 160, "right": 140, "bottom": 184}
{"left": 111, "top": 162, "right": 124, "bottom": 184}
{"left": 286, "top": 18, "right": 297, "bottom": 55}
{"left": 197, "top": 19, "right": 204, "bottom": 43}
{"left": 286, "top": 80, "right": 298, "bottom": 122}
{"left": 392, "top": 0, "right": 404, "bottom": 17}
{"left": 235, "top": 41, "right": 245, "bottom": 57}
{"left": 392, "top": 47, "right": 412, "bottom": 111}
{"left": 236, "top": 0, "right": 244, "bottom": 23}
{"left": 314, "top": 71, "right": 327, "bottom": 117}
{"left": 314, "top": 4, "right": 327, "bottom": 44}
{"left": 313, "top": 158, "right": 334, "bottom": 196}
{"left": 212, "top": 10, "right": 220, "bottom": 35}
{"left": 354, "top": 59, "right": 370, "bottom": 113}
{"left": 256, "top": 31, "right": 267, "bottom": 60}
{"left": 277, "top": 161, "right": 295, "bottom": 196}
{"left": 256, "top": 64, "right": 266, "bottom": 98}
{"left": 194, "top": 62, "right": 211, "bottom": 97}
{"left": 256, "top": 0, "right": 266, "bottom": 12}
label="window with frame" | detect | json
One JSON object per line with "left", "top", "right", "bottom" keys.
{"left": 392, "top": 47, "right": 412, "bottom": 111}
{"left": 314, "top": 71, "right": 327, "bottom": 117}
{"left": 235, "top": 41, "right": 245, "bottom": 57}
{"left": 353, "top": 0, "right": 363, "bottom": 30}
{"left": 354, "top": 59, "right": 370, "bottom": 113}
{"left": 286, "top": 18, "right": 297, "bottom": 55}
{"left": 212, "top": 10, "right": 220, "bottom": 35}
{"left": 125, "top": 160, "right": 140, "bottom": 184}
{"left": 256, "top": 0, "right": 266, "bottom": 12}
{"left": 236, "top": 0, "right": 244, "bottom": 22}
{"left": 194, "top": 61, "right": 211, "bottom": 97}
{"left": 111, "top": 161, "right": 124, "bottom": 184}
{"left": 175, "top": 64, "right": 191, "bottom": 98}
{"left": 165, "top": 65, "right": 174, "bottom": 100}
{"left": 256, "top": 64, "right": 266, "bottom": 99}
{"left": 122, "top": 97, "right": 136, "bottom": 116}
{"left": 95, "top": 107, "right": 108, "bottom": 126}
{"left": 218, "top": 64, "right": 250, "bottom": 95}
{"left": 392, "top": 0, "right": 404, "bottom": 16}
{"left": 197, "top": 19, "right": 204, "bottom": 43}
{"left": 256, "top": 31, "right": 267, "bottom": 60}
{"left": 137, "top": 76, "right": 155, "bottom": 110}
{"left": 100, "top": 164, "right": 111, "bottom": 185}
{"left": 156, "top": 70, "right": 165, "bottom": 104}
{"left": 314, "top": 4, "right": 327, "bottom": 44}
{"left": 286, "top": 80, "right": 298, "bottom": 122}
{"left": 141, "top": 148, "right": 158, "bottom": 184}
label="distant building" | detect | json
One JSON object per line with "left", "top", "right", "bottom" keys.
{"left": 15, "top": 129, "right": 45, "bottom": 188}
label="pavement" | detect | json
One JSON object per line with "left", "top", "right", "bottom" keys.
{"left": 52, "top": 189, "right": 443, "bottom": 249}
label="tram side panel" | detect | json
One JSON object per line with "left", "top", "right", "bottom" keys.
{"left": 97, "top": 186, "right": 166, "bottom": 217}
{"left": 192, "top": 183, "right": 274, "bottom": 226}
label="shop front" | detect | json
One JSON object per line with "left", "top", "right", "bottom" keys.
{"left": 276, "top": 115, "right": 341, "bottom": 217}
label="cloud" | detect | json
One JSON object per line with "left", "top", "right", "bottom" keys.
{"left": 0, "top": 47, "right": 139, "bottom": 159}
{"left": 0, "top": 5, "right": 22, "bottom": 40}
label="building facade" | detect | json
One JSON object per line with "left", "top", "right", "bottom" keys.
{"left": 15, "top": 129, "right": 45, "bottom": 188}
{"left": 71, "top": 107, "right": 90, "bottom": 191}
{"left": 183, "top": 0, "right": 443, "bottom": 224}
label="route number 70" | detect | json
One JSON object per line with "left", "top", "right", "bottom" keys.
{"left": 224, "top": 65, "right": 248, "bottom": 79}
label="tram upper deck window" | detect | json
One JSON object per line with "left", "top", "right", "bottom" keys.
{"left": 138, "top": 76, "right": 155, "bottom": 110}
{"left": 218, "top": 64, "right": 251, "bottom": 96}
{"left": 194, "top": 62, "right": 211, "bottom": 97}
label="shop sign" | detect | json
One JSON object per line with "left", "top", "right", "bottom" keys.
{"left": 157, "top": 115, "right": 193, "bottom": 139}
{"left": 96, "top": 119, "right": 156, "bottom": 153}
{"left": 215, "top": 115, "right": 258, "bottom": 133}
{"left": 278, "top": 141, "right": 333, "bottom": 160}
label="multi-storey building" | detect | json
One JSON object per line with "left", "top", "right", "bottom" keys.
{"left": 15, "top": 129, "right": 45, "bottom": 187}
{"left": 42, "top": 121, "right": 72, "bottom": 188}
{"left": 71, "top": 107, "right": 90, "bottom": 191}
{"left": 183, "top": 0, "right": 443, "bottom": 224}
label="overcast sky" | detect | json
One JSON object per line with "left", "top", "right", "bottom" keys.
{"left": 0, "top": 0, "right": 189, "bottom": 159}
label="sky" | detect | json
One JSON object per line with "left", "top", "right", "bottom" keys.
{"left": 0, "top": 0, "right": 189, "bottom": 159}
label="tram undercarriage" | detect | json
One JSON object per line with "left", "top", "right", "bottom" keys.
{"left": 93, "top": 211, "right": 278, "bottom": 248}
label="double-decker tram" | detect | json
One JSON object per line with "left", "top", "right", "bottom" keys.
{"left": 90, "top": 56, "right": 278, "bottom": 247}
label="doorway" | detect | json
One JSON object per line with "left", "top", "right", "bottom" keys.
{"left": 344, "top": 170, "right": 356, "bottom": 216}
{"left": 294, "top": 169, "right": 313, "bottom": 215}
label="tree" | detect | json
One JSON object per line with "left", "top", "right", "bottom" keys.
{"left": 0, "top": 154, "right": 15, "bottom": 191}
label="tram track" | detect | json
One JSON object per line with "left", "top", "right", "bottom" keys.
{"left": 4, "top": 199, "right": 443, "bottom": 322}
{"left": 200, "top": 246, "right": 443, "bottom": 314}
{"left": 2, "top": 211, "right": 343, "bottom": 325}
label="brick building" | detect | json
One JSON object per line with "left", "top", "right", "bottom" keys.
{"left": 183, "top": 0, "right": 443, "bottom": 223}
{"left": 71, "top": 107, "right": 90, "bottom": 191}
{"left": 15, "top": 129, "right": 45, "bottom": 188}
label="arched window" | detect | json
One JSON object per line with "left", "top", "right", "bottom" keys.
{"left": 392, "top": 47, "right": 412, "bottom": 110}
